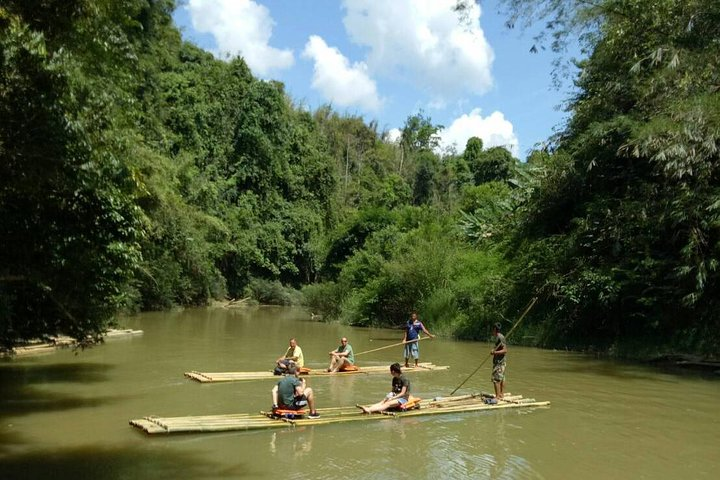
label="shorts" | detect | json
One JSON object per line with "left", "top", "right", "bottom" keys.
{"left": 385, "top": 393, "right": 408, "bottom": 405}
{"left": 273, "top": 359, "right": 294, "bottom": 375}
{"left": 492, "top": 362, "right": 506, "bottom": 383}
{"left": 404, "top": 342, "right": 419, "bottom": 359}
{"left": 282, "top": 395, "right": 308, "bottom": 410}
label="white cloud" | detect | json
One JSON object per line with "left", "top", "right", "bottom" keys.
{"left": 186, "top": 0, "right": 293, "bottom": 77}
{"left": 427, "top": 98, "right": 448, "bottom": 110}
{"left": 302, "top": 35, "right": 382, "bottom": 112}
{"left": 439, "top": 108, "right": 519, "bottom": 157}
{"left": 342, "top": 0, "right": 494, "bottom": 100}
{"left": 386, "top": 128, "right": 402, "bottom": 143}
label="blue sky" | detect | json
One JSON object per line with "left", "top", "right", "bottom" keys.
{"left": 173, "top": 0, "right": 576, "bottom": 159}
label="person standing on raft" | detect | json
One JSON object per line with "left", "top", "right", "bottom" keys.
{"left": 272, "top": 364, "right": 319, "bottom": 418}
{"left": 491, "top": 322, "right": 507, "bottom": 400}
{"left": 357, "top": 363, "right": 410, "bottom": 414}
{"left": 403, "top": 311, "right": 434, "bottom": 368}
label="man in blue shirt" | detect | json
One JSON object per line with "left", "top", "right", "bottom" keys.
{"left": 403, "top": 311, "right": 434, "bottom": 368}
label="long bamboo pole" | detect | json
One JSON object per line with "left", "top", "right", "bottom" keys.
{"left": 449, "top": 297, "right": 538, "bottom": 396}
{"left": 354, "top": 336, "right": 430, "bottom": 356}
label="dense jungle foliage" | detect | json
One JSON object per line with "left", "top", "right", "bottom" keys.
{"left": 1, "top": 0, "right": 718, "bottom": 357}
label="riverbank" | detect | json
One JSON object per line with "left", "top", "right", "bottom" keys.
{"left": 0, "top": 329, "right": 143, "bottom": 358}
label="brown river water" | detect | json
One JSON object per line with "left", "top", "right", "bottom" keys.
{"left": 1, "top": 306, "right": 718, "bottom": 479}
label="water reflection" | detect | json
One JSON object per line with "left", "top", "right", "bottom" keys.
{"left": 421, "top": 412, "right": 543, "bottom": 480}
{"left": 324, "top": 374, "right": 360, "bottom": 407}
{"left": 269, "top": 428, "right": 314, "bottom": 458}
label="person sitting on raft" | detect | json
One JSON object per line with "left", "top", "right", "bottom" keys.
{"left": 357, "top": 363, "right": 410, "bottom": 414}
{"left": 274, "top": 337, "right": 304, "bottom": 375}
{"left": 327, "top": 337, "right": 355, "bottom": 372}
{"left": 271, "top": 364, "right": 319, "bottom": 418}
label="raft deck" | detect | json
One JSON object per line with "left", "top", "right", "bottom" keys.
{"left": 184, "top": 362, "right": 449, "bottom": 383}
{"left": 129, "top": 393, "right": 549, "bottom": 434}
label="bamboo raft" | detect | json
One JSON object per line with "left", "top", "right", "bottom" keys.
{"left": 129, "top": 393, "right": 549, "bottom": 434}
{"left": 184, "top": 362, "right": 450, "bottom": 383}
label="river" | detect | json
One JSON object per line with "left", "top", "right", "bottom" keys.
{"left": 1, "top": 306, "right": 718, "bottom": 479}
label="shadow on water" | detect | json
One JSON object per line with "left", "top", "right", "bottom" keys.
{"left": 0, "top": 388, "right": 124, "bottom": 417}
{"left": 0, "top": 445, "right": 255, "bottom": 480}
{"left": 0, "top": 363, "right": 126, "bottom": 419}
{"left": 0, "top": 430, "right": 28, "bottom": 452}
{"left": 0, "top": 362, "right": 114, "bottom": 384}
{"left": 534, "top": 353, "right": 718, "bottom": 382}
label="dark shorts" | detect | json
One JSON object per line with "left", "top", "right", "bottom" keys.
{"left": 274, "top": 359, "right": 294, "bottom": 375}
{"left": 281, "top": 395, "right": 308, "bottom": 410}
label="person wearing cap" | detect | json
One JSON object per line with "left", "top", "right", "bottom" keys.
{"left": 274, "top": 337, "right": 304, "bottom": 375}
{"left": 402, "top": 311, "right": 434, "bottom": 368}
{"left": 271, "top": 364, "right": 319, "bottom": 418}
{"left": 491, "top": 322, "right": 507, "bottom": 400}
{"left": 357, "top": 363, "right": 410, "bottom": 414}
{"left": 327, "top": 337, "right": 354, "bottom": 372}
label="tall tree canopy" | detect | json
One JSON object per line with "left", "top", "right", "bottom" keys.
{"left": 0, "top": 0, "right": 148, "bottom": 347}
{"left": 497, "top": 0, "right": 720, "bottom": 353}
{"left": 0, "top": 0, "right": 337, "bottom": 347}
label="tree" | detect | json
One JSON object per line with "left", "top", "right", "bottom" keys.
{"left": 400, "top": 112, "right": 443, "bottom": 152}
{"left": 470, "top": 146, "right": 516, "bottom": 185}
{"left": 464, "top": 136, "right": 484, "bottom": 164}
{"left": 0, "top": 1, "right": 147, "bottom": 348}
{"left": 412, "top": 152, "right": 439, "bottom": 205}
{"left": 498, "top": 0, "right": 720, "bottom": 354}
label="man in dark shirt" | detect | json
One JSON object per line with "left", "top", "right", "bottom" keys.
{"left": 491, "top": 322, "right": 507, "bottom": 400}
{"left": 357, "top": 363, "right": 410, "bottom": 414}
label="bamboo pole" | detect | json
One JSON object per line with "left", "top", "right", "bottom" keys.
{"left": 426, "top": 393, "right": 480, "bottom": 404}
{"left": 449, "top": 297, "right": 538, "bottom": 396}
{"left": 354, "top": 336, "right": 430, "bottom": 356}
{"left": 397, "top": 401, "right": 550, "bottom": 418}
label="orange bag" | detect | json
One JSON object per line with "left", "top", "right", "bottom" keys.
{"left": 399, "top": 396, "right": 421, "bottom": 411}
{"left": 273, "top": 408, "right": 306, "bottom": 417}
